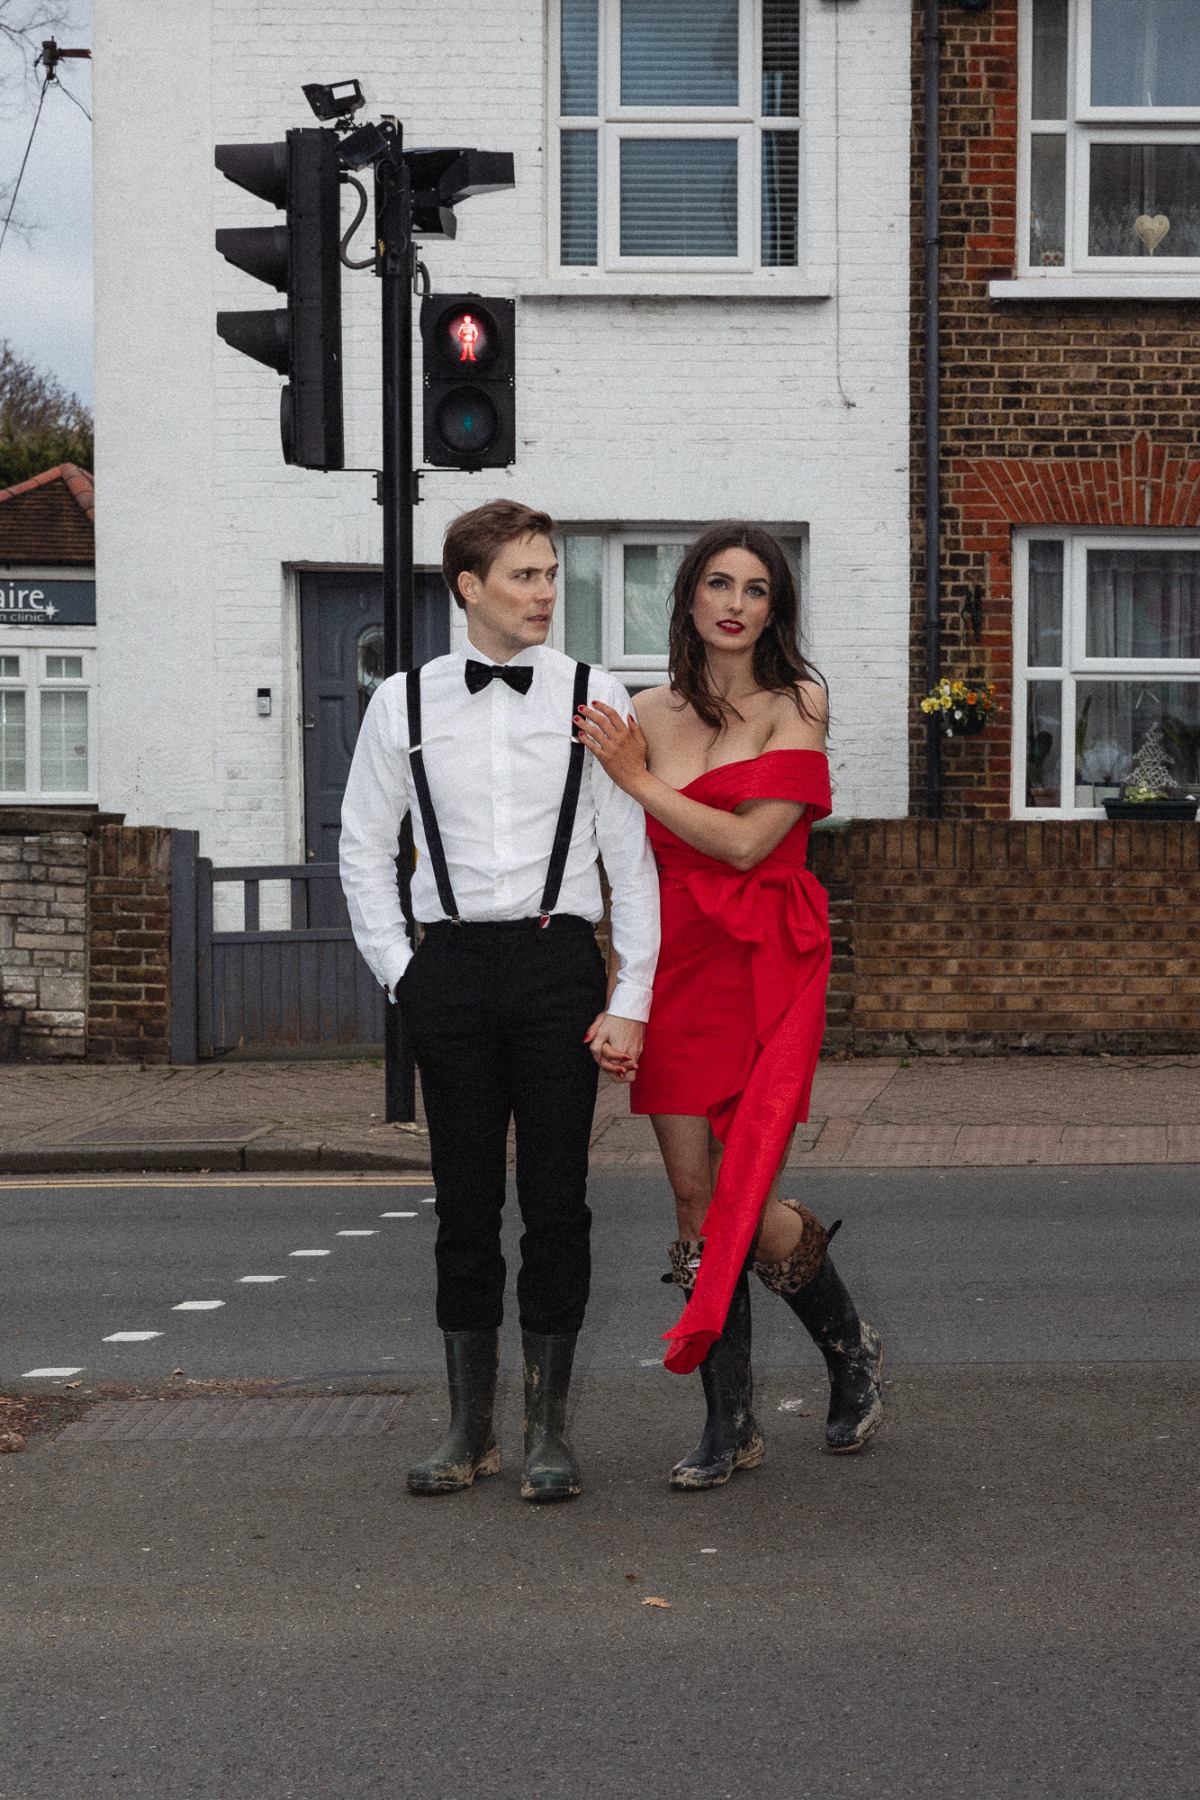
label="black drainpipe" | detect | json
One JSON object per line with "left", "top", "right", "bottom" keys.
{"left": 923, "top": 0, "right": 943, "bottom": 818}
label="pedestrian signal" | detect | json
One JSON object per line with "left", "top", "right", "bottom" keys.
{"left": 420, "top": 294, "right": 515, "bottom": 470}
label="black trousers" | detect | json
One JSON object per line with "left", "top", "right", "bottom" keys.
{"left": 397, "top": 915, "right": 607, "bottom": 1336}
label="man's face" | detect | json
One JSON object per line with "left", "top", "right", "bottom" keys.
{"left": 459, "top": 533, "right": 558, "bottom": 661}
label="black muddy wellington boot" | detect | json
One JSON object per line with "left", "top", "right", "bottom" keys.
{"left": 753, "top": 1199, "right": 883, "bottom": 1454}
{"left": 520, "top": 1331, "right": 582, "bottom": 1503}
{"left": 668, "top": 1264, "right": 765, "bottom": 1492}
{"left": 406, "top": 1329, "right": 501, "bottom": 1496}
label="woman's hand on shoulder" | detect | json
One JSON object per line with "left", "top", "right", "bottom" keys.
{"left": 577, "top": 698, "right": 652, "bottom": 797}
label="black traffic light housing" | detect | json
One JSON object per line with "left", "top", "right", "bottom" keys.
{"left": 420, "top": 294, "right": 515, "bottom": 470}
{"left": 405, "top": 148, "right": 516, "bottom": 238}
{"left": 215, "top": 129, "right": 344, "bottom": 470}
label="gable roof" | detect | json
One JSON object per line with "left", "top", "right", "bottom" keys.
{"left": 0, "top": 463, "right": 94, "bottom": 566}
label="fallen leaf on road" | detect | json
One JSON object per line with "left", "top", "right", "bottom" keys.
{"left": 0, "top": 1430, "right": 26, "bottom": 1454}
{"left": 64, "top": 1381, "right": 82, "bottom": 1390}
{"left": 624, "top": 1572, "right": 640, "bottom": 1582}
{"left": 641, "top": 1596, "right": 671, "bottom": 1609}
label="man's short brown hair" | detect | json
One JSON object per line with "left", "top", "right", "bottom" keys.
{"left": 442, "top": 499, "right": 555, "bottom": 609}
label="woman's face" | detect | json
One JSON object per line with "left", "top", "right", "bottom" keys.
{"left": 689, "top": 546, "right": 773, "bottom": 658}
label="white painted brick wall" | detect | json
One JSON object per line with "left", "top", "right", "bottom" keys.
{"left": 94, "top": 0, "right": 913, "bottom": 861}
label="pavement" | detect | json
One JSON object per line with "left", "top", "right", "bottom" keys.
{"left": 4, "top": 1166, "right": 1200, "bottom": 1798}
{"left": 1, "top": 1051, "right": 1199, "bottom": 1172}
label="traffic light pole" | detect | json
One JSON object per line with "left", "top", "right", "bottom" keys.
{"left": 377, "top": 121, "right": 417, "bottom": 1123}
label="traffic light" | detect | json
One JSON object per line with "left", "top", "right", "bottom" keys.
{"left": 420, "top": 294, "right": 515, "bottom": 470}
{"left": 404, "top": 149, "right": 516, "bottom": 238}
{"left": 214, "top": 129, "right": 344, "bottom": 471}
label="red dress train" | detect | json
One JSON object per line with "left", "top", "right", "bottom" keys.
{"left": 629, "top": 749, "right": 833, "bottom": 1375}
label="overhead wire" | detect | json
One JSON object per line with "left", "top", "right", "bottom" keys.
{"left": 0, "top": 71, "right": 51, "bottom": 258}
{"left": 53, "top": 72, "right": 92, "bottom": 123}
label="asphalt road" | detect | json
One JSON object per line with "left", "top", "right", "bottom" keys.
{"left": 3, "top": 1167, "right": 1200, "bottom": 1385}
{"left": 4, "top": 1168, "right": 1200, "bottom": 1798}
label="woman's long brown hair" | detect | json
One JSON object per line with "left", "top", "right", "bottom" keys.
{"left": 666, "top": 522, "right": 826, "bottom": 732}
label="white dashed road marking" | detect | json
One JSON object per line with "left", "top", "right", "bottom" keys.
{"left": 12, "top": 1179, "right": 431, "bottom": 1380}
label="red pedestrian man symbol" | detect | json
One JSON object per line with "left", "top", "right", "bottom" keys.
{"left": 454, "top": 314, "right": 481, "bottom": 362}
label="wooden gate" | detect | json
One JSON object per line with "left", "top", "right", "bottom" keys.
{"left": 194, "top": 860, "right": 386, "bottom": 1056}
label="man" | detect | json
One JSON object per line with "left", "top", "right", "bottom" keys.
{"left": 340, "top": 500, "right": 659, "bottom": 1503}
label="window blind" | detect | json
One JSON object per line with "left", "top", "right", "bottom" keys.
{"left": 39, "top": 689, "right": 88, "bottom": 793}
{"left": 0, "top": 690, "right": 26, "bottom": 790}
{"left": 620, "top": 138, "right": 738, "bottom": 256}
{"left": 561, "top": 130, "right": 599, "bottom": 264}
{"left": 620, "top": 0, "right": 739, "bottom": 107}
{"left": 561, "top": 0, "right": 599, "bottom": 114}
{"left": 762, "top": 0, "right": 800, "bottom": 116}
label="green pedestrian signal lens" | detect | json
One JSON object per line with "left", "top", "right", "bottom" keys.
{"left": 435, "top": 388, "right": 500, "bottom": 455}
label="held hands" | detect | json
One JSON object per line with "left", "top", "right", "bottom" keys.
{"left": 576, "top": 702, "right": 650, "bottom": 797}
{"left": 584, "top": 1012, "right": 645, "bottom": 1083}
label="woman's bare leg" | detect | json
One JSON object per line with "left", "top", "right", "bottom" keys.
{"left": 652, "top": 1115, "right": 804, "bottom": 1256}
{"left": 650, "top": 1115, "right": 714, "bottom": 1240}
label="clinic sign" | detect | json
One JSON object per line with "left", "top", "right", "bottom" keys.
{"left": 0, "top": 579, "right": 96, "bottom": 625}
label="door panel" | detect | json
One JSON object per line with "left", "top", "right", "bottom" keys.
{"left": 299, "top": 570, "right": 450, "bottom": 868}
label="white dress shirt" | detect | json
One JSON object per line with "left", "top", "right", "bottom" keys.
{"left": 339, "top": 643, "right": 660, "bottom": 1022}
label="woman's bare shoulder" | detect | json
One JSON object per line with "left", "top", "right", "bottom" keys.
{"left": 766, "top": 680, "right": 828, "bottom": 749}
{"left": 631, "top": 683, "right": 672, "bottom": 721}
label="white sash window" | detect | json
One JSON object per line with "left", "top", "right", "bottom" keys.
{"left": 1014, "top": 531, "right": 1200, "bottom": 814}
{"left": 555, "top": 0, "right": 802, "bottom": 273}
{"left": 1023, "top": 0, "right": 1200, "bottom": 275}
{"left": 0, "top": 648, "right": 94, "bottom": 799}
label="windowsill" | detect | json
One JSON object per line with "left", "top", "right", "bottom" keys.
{"left": 517, "top": 274, "right": 832, "bottom": 301}
{"left": 990, "top": 275, "right": 1200, "bottom": 301}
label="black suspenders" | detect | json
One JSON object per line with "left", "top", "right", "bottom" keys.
{"left": 405, "top": 659, "right": 592, "bottom": 927}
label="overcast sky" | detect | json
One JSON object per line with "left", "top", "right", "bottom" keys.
{"left": 0, "top": 0, "right": 93, "bottom": 407}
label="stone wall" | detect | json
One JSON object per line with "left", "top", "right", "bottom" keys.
{"left": 809, "top": 820, "right": 1200, "bottom": 1053}
{"left": 0, "top": 814, "right": 173, "bottom": 1064}
{"left": 86, "top": 825, "right": 172, "bottom": 1062}
{"left": 910, "top": 0, "right": 1200, "bottom": 818}
{"left": 0, "top": 825, "right": 89, "bottom": 1058}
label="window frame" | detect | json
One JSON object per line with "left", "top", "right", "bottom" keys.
{"left": 552, "top": 523, "right": 809, "bottom": 692}
{"left": 0, "top": 640, "right": 96, "bottom": 801}
{"left": 1012, "top": 528, "right": 1200, "bottom": 818}
{"left": 550, "top": 0, "right": 805, "bottom": 278}
{"left": 1018, "top": 0, "right": 1200, "bottom": 277}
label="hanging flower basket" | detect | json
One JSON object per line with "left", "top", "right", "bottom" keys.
{"left": 920, "top": 679, "right": 998, "bottom": 739}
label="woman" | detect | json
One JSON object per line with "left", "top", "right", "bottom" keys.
{"left": 577, "top": 523, "right": 882, "bottom": 1491}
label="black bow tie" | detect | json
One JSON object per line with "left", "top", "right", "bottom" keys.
{"left": 464, "top": 659, "right": 534, "bottom": 696}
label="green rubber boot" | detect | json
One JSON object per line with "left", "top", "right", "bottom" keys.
{"left": 406, "top": 1329, "right": 500, "bottom": 1496}
{"left": 520, "top": 1331, "right": 582, "bottom": 1503}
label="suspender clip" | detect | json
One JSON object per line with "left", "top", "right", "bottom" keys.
{"left": 539, "top": 911, "right": 551, "bottom": 929}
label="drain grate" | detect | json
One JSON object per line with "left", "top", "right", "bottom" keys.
{"left": 56, "top": 1395, "right": 405, "bottom": 1444}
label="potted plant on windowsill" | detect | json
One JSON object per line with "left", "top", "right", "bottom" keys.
{"left": 920, "top": 679, "right": 997, "bottom": 738}
{"left": 1101, "top": 722, "right": 1200, "bottom": 821}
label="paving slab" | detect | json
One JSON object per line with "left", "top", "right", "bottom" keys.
{"left": 0, "top": 1053, "right": 1197, "bottom": 1172}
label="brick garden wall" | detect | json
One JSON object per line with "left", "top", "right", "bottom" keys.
{"left": 910, "top": 0, "right": 1200, "bottom": 818}
{"left": 809, "top": 820, "right": 1200, "bottom": 1052}
{"left": 0, "top": 815, "right": 173, "bottom": 1064}
{"left": 86, "top": 826, "right": 172, "bottom": 1063}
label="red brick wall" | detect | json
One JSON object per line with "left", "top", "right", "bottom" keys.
{"left": 809, "top": 820, "right": 1200, "bottom": 1052}
{"left": 87, "top": 826, "right": 172, "bottom": 1062}
{"left": 911, "top": 0, "right": 1200, "bottom": 818}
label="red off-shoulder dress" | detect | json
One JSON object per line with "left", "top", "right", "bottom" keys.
{"left": 629, "top": 749, "right": 833, "bottom": 1375}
